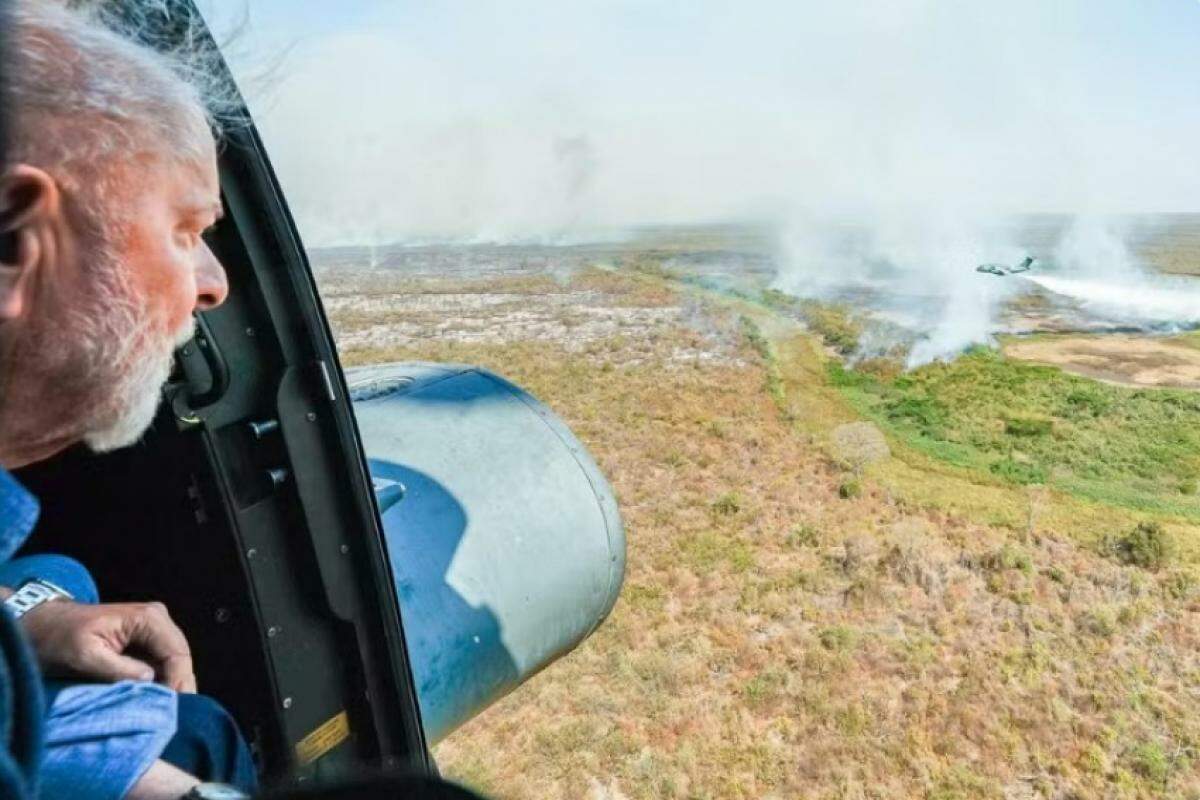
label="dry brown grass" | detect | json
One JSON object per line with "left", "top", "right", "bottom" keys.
{"left": 327, "top": 267, "right": 1200, "bottom": 800}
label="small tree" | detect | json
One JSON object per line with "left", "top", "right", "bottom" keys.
{"left": 1106, "top": 521, "right": 1175, "bottom": 571}
{"left": 831, "top": 422, "right": 891, "bottom": 477}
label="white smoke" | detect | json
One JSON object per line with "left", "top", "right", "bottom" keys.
{"left": 774, "top": 212, "right": 1028, "bottom": 366}
{"left": 1053, "top": 216, "right": 1140, "bottom": 278}
{"left": 774, "top": 212, "right": 1200, "bottom": 367}
{"left": 206, "top": 1, "right": 1200, "bottom": 249}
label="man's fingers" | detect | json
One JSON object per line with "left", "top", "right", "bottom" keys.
{"left": 77, "top": 644, "right": 156, "bottom": 683}
{"left": 125, "top": 602, "right": 196, "bottom": 693}
{"left": 162, "top": 654, "right": 197, "bottom": 693}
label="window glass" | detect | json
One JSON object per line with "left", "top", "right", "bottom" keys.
{"left": 207, "top": 2, "right": 1200, "bottom": 796}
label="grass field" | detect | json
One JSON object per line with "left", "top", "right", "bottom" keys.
{"left": 321, "top": 257, "right": 1200, "bottom": 800}
{"left": 320, "top": 245, "right": 1200, "bottom": 799}
{"left": 830, "top": 348, "right": 1200, "bottom": 519}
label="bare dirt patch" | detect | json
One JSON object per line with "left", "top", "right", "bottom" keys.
{"left": 1005, "top": 334, "right": 1200, "bottom": 389}
{"left": 320, "top": 269, "right": 747, "bottom": 368}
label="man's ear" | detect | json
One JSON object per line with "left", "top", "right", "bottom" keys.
{"left": 0, "top": 165, "right": 61, "bottom": 321}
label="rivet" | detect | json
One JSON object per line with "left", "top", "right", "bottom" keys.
{"left": 340, "top": 544, "right": 350, "bottom": 555}
{"left": 306, "top": 412, "right": 317, "bottom": 422}
{"left": 267, "top": 625, "right": 280, "bottom": 638}
{"left": 245, "top": 327, "right": 256, "bottom": 337}
{"left": 282, "top": 697, "right": 293, "bottom": 709}
{"left": 246, "top": 548, "right": 258, "bottom": 560}
{"left": 215, "top": 608, "right": 230, "bottom": 623}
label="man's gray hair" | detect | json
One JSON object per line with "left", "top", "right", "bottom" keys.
{"left": 4, "top": 0, "right": 231, "bottom": 230}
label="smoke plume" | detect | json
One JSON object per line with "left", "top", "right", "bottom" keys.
{"left": 203, "top": 0, "right": 1200, "bottom": 357}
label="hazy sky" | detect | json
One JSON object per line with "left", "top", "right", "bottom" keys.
{"left": 203, "top": 1, "right": 1200, "bottom": 246}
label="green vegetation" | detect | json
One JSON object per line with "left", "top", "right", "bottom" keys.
{"left": 828, "top": 347, "right": 1200, "bottom": 519}
{"left": 818, "top": 625, "right": 859, "bottom": 652}
{"left": 739, "top": 316, "right": 785, "bottom": 409}
{"left": 710, "top": 491, "right": 743, "bottom": 516}
{"left": 1105, "top": 520, "right": 1176, "bottom": 571}
{"left": 799, "top": 299, "right": 862, "bottom": 355}
{"left": 785, "top": 523, "right": 820, "bottom": 547}
{"left": 678, "top": 530, "right": 755, "bottom": 573}
{"left": 761, "top": 290, "right": 863, "bottom": 355}
{"left": 333, "top": 260, "right": 1200, "bottom": 800}
{"left": 1129, "top": 741, "right": 1171, "bottom": 785}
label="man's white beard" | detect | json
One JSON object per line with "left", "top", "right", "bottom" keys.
{"left": 82, "top": 317, "right": 195, "bottom": 453}
{"left": 73, "top": 245, "right": 199, "bottom": 454}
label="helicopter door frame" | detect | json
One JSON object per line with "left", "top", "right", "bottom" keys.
{"left": 130, "top": 0, "right": 432, "bottom": 777}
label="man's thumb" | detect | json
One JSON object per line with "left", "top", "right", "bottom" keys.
{"left": 82, "top": 646, "right": 156, "bottom": 683}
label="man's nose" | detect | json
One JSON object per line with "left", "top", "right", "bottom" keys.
{"left": 194, "top": 246, "right": 229, "bottom": 311}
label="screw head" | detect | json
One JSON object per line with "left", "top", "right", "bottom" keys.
{"left": 245, "top": 327, "right": 256, "bottom": 337}
{"left": 267, "top": 625, "right": 280, "bottom": 638}
{"left": 306, "top": 411, "right": 317, "bottom": 422}
{"left": 282, "top": 697, "right": 293, "bottom": 709}
{"left": 246, "top": 548, "right": 257, "bottom": 560}
{"left": 340, "top": 544, "right": 350, "bottom": 555}
{"left": 215, "top": 608, "right": 231, "bottom": 623}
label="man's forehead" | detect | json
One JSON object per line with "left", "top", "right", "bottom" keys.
{"left": 175, "top": 158, "right": 222, "bottom": 217}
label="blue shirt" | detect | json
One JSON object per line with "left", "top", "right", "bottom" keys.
{"left": 0, "top": 467, "right": 45, "bottom": 799}
{"left": 0, "top": 469, "right": 39, "bottom": 563}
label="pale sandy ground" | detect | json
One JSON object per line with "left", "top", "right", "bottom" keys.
{"left": 1005, "top": 334, "right": 1200, "bottom": 389}
{"left": 322, "top": 281, "right": 748, "bottom": 368}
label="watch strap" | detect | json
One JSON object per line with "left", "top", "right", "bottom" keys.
{"left": 3, "top": 579, "right": 73, "bottom": 620}
{"left": 182, "top": 783, "right": 250, "bottom": 800}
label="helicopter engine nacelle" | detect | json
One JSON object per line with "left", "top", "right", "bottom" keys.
{"left": 347, "top": 363, "right": 625, "bottom": 743}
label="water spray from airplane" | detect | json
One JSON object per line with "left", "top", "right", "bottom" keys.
{"left": 773, "top": 215, "right": 1200, "bottom": 368}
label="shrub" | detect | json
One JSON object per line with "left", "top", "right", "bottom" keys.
{"left": 799, "top": 300, "right": 862, "bottom": 355}
{"left": 1163, "top": 569, "right": 1197, "bottom": 600}
{"left": 1004, "top": 415, "right": 1054, "bottom": 437}
{"left": 1064, "top": 388, "right": 1112, "bottom": 418}
{"left": 818, "top": 625, "right": 858, "bottom": 652}
{"left": 786, "top": 524, "right": 819, "bottom": 547}
{"left": 1130, "top": 742, "right": 1170, "bottom": 784}
{"left": 739, "top": 316, "right": 770, "bottom": 360}
{"left": 989, "top": 458, "right": 1048, "bottom": 486}
{"left": 855, "top": 355, "right": 907, "bottom": 382}
{"left": 826, "top": 362, "right": 880, "bottom": 391}
{"left": 838, "top": 478, "right": 863, "bottom": 499}
{"left": 1105, "top": 521, "right": 1174, "bottom": 571}
{"left": 711, "top": 492, "right": 743, "bottom": 516}
{"left": 885, "top": 395, "right": 946, "bottom": 436}
{"left": 1078, "top": 606, "right": 1118, "bottom": 638}
{"left": 760, "top": 288, "right": 800, "bottom": 312}
{"left": 982, "top": 542, "right": 1034, "bottom": 574}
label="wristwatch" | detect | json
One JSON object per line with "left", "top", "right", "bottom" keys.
{"left": 3, "top": 579, "right": 73, "bottom": 620}
{"left": 182, "top": 783, "right": 249, "bottom": 800}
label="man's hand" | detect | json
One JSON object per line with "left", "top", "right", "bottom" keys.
{"left": 20, "top": 600, "right": 196, "bottom": 692}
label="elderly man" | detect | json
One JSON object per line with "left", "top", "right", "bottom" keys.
{"left": 0, "top": 2, "right": 252, "bottom": 798}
